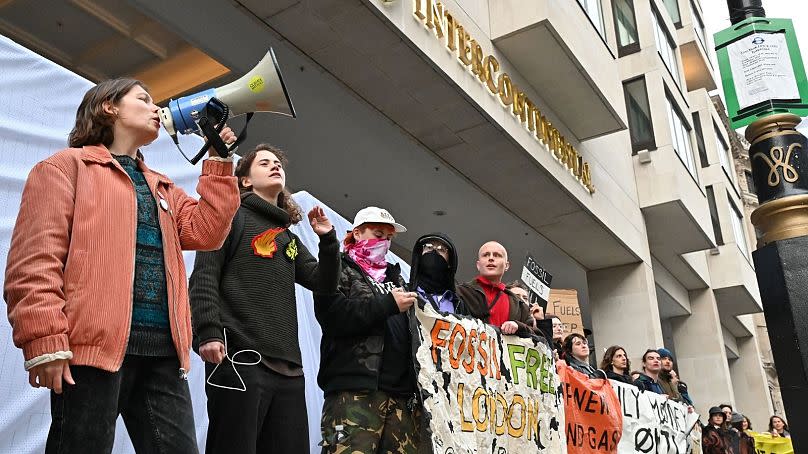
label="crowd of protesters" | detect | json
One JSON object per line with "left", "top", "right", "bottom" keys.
{"left": 2, "top": 77, "right": 793, "bottom": 454}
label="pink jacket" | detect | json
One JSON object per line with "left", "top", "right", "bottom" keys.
{"left": 4, "top": 145, "right": 239, "bottom": 373}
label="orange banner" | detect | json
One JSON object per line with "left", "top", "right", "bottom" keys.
{"left": 558, "top": 364, "right": 622, "bottom": 453}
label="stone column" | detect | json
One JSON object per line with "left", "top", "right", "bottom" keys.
{"left": 669, "top": 288, "right": 734, "bottom": 416}
{"left": 729, "top": 327, "right": 775, "bottom": 430}
{"left": 587, "top": 262, "right": 663, "bottom": 367}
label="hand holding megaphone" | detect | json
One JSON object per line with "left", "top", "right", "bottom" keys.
{"left": 159, "top": 48, "right": 296, "bottom": 164}
{"left": 205, "top": 125, "right": 237, "bottom": 158}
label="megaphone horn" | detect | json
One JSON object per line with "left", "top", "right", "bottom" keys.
{"left": 159, "top": 48, "right": 296, "bottom": 139}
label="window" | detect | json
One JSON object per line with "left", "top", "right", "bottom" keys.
{"left": 714, "top": 124, "right": 734, "bottom": 184}
{"left": 577, "top": 0, "right": 606, "bottom": 39}
{"left": 745, "top": 170, "right": 756, "bottom": 194}
{"left": 706, "top": 186, "right": 724, "bottom": 246}
{"left": 728, "top": 194, "right": 749, "bottom": 257}
{"left": 692, "top": 112, "right": 709, "bottom": 168}
{"left": 652, "top": 7, "right": 682, "bottom": 87}
{"left": 613, "top": 0, "right": 640, "bottom": 56}
{"left": 690, "top": 0, "right": 709, "bottom": 59}
{"left": 624, "top": 77, "right": 655, "bottom": 152}
{"left": 665, "top": 94, "right": 697, "bottom": 178}
{"left": 663, "top": 0, "right": 682, "bottom": 28}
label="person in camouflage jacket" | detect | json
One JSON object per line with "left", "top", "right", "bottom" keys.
{"left": 314, "top": 207, "right": 421, "bottom": 454}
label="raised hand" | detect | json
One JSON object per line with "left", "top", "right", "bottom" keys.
{"left": 308, "top": 206, "right": 333, "bottom": 235}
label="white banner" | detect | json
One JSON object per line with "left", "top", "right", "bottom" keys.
{"left": 413, "top": 304, "right": 565, "bottom": 453}
{"left": 728, "top": 32, "right": 800, "bottom": 110}
{"left": 611, "top": 380, "right": 700, "bottom": 454}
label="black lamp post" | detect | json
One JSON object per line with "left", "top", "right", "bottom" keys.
{"left": 725, "top": 0, "right": 808, "bottom": 447}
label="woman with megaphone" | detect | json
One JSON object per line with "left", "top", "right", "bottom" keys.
{"left": 189, "top": 143, "right": 340, "bottom": 454}
{"left": 4, "top": 78, "right": 240, "bottom": 454}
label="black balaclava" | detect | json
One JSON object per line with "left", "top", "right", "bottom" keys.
{"left": 417, "top": 251, "right": 453, "bottom": 294}
{"left": 410, "top": 233, "right": 458, "bottom": 295}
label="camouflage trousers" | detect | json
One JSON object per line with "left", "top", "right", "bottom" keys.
{"left": 320, "top": 390, "right": 421, "bottom": 454}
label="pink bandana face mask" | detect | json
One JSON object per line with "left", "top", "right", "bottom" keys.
{"left": 346, "top": 238, "right": 390, "bottom": 282}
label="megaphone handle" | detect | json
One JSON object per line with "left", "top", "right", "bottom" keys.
{"left": 189, "top": 117, "right": 230, "bottom": 164}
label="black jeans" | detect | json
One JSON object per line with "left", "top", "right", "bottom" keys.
{"left": 46, "top": 355, "right": 198, "bottom": 454}
{"left": 204, "top": 362, "right": 308, "bottom": 454}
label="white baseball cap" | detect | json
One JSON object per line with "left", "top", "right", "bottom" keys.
{"left": 351, "top": 206, "right": 407, "bottom": 233}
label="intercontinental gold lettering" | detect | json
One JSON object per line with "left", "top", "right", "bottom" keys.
{"left": 483, "top": 55, "right": 499, "bottom": 94}
{"left": 472, "top": 41, "right": 485, "bottom": 78}
{"left": 445, "top": 12, "right": 457, "bottom": 51}
{"left": 498, "top": 73, "right": 513, "bottom": 105}
{"left": 413, "top": 0, "right": 595, "bottom": 193}
{"left": 525, "top": 98, "right": 536, "bottom": 132}
{"left": 457, "top": 25, "right": 472, "bottom": 66}
{"left": 513, "top": 88, "right": 527, "bottom": 122}
{"left": 413, "top": 0, "right": 426, "bottom": 19}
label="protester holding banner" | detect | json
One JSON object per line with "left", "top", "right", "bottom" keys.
{"left": 719, "top": 405, "right": 735, "bottom": 432}
{"left": 671, "top": 370, "right": 695, "bottom": 406}
{"left": 456, "top": 241, "right": 539, "bottom": 338}
{"left": 703, "top": 407, "right": 732, "bottom": 454}
{"left": 508, "top": 280, "right": 556, "bottom": 346}
{"left": 768, "top": 415, "right": 791, "bottom": 438}
{"left": 562, "top": 333, "right": 605, "bottom": 379}
{"left": 508, "top": 281, "right": 542, "bottom": 321}
{"left": 634, "top": 350, "right": 665, "bottom": 394}
{"left": 4, "top": 78, "right": 240, "bottom": 453}
{"left": 410, "top": 233, "right": 467, "bottom": 315}
{"left": 189, "top": 144, "right": 340, "bottom": 453}
{"left": 656, "top": 348, "right": 683, "bottom": 402}
{"left": 548, "top": 315, "right": 565, "bottom": 359}
{"left": 729, "top": 412, "right": 756, "bottom": 454}
{"left": 741, "top": 415, "right": 752, "bottom": 432}
{"left": 599, "top": 346, "right": 633, "bottom": 384}
{"left": 314, "top": 207, "right": 421, "bottom": 453}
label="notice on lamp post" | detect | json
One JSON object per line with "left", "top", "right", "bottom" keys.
{"left": 714, "top": 17, "right": 808, "bottom": 129}
{"left": 728, "top": 33, "right": 800, "bottom": 111}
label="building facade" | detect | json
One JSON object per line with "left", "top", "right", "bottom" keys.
{"left": 0, "top": 0, "right": 779, "bottom": 428}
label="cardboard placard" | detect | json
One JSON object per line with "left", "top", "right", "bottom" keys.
{"left": 546, "top": 289, "right": 584, "bottom": 336}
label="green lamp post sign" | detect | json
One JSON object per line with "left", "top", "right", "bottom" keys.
{"left": 714, "top": 17, "right": 808, "bottom": 129}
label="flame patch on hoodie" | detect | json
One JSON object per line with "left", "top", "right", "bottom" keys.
{"left": 251, "top": 227, "right": 285, "bottom": 258}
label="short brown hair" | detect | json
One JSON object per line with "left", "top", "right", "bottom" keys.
{"left": 562, "top": 333, "right": 586, "bottom": 359}
{"left": 69, "top": 78, "right": 146, "bottom": 148}
{"left": 235, "top": 144, "right": 303, "bottom": 225}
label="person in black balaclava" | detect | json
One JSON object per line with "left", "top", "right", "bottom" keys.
{"left": 410, "top": 233, "right": 468, "bottom": 315}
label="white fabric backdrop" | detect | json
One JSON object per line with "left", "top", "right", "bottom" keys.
{"left": 0, "top": 33, "right": 410, "bottom": 453}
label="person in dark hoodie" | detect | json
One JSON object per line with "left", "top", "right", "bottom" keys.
{"left": 634, "top": 349, "right": 665, "bottom": 394}
{"left": 314, "top": 207, "right": 420, "bottom": 454}
{"left": 409, "top": 233, "right": 467, "bottom": 315}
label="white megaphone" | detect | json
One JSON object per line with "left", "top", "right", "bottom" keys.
{"left": 159, "top": 48, "right": 296, "bottom": 143}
